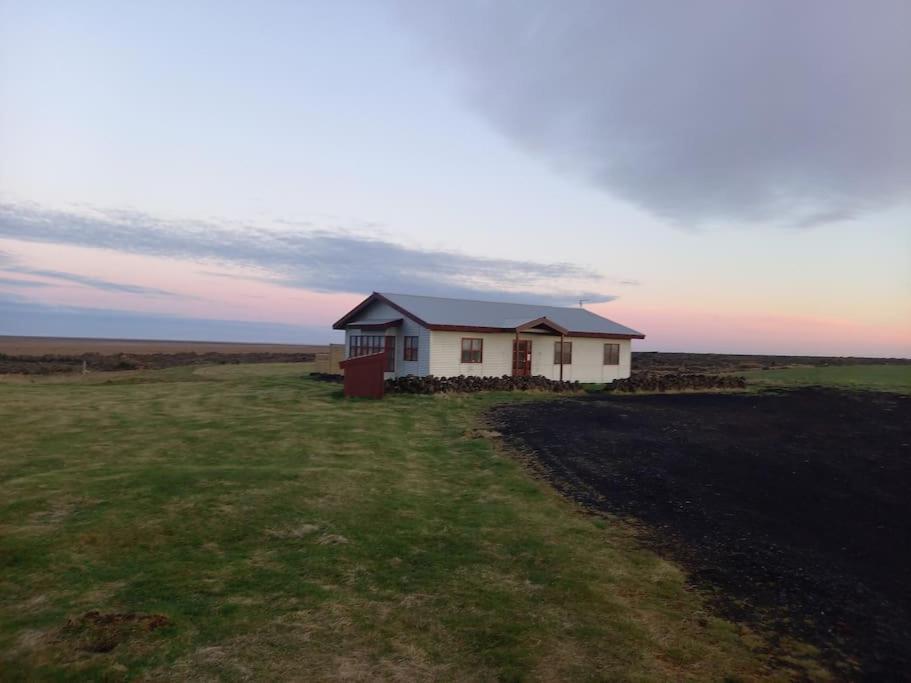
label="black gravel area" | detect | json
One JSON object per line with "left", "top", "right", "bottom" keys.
{"left": 489, "top": 388, "right": 911, "bottom": 680}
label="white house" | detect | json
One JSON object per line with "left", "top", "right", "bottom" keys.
{"left": 333, "top": 293, "right": 645, "bottom": 383}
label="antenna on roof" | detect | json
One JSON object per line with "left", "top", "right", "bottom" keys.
{"left": 578, "top": 298, "right": 587, "bottom": 308}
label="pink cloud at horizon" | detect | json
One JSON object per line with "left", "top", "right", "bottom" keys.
{"left": 3, "top": 237, "right": 909, "bottom": 357}
{"left": 1, "top": 238, "right": 356, "bottom": 325}
{"left": 595, "top": 302, "right": 911, "bottom": 357}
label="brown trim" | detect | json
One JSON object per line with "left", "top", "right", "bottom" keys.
{"left": 384, "top": 335, "right": 395, "bottom": 372}
{"left": 339, "top": 350, "right": 386, "bottom": 366}
{"left": 516, "top": 316, "right": 569, "bottom": 335}
{"left": 559, "top": 333, "right": 564, "bottom": 381}
{"left": 564, "top": 330, "right": 645, "bottom": 340}
{"left": 349, "top": 334, "right": 387, "bottom": 358}
{"left": 433, "top": 324, "right": 643, "bottom": 339}
{"left": 460, "top": 337, "right": 483, "bottom": 363}
{"left": 426, "top": 324, "right": 508, "bottom": 333}
{"left": 512, "top": 336, "right": 532, "bottom": 376}
{"left": 402, "top": 336, "right": 418, "bottom": 361}
{"left": 603, "top": 342, "right": 621, "bottom": 366}
{"left": 333, "top": 294, "right": 380, "bottom": 330}
{"left": 333, "top": 292, "right": 432, "bottom": 330}
{"left": 553, "top": 340, "right": 572, "bottom": 365}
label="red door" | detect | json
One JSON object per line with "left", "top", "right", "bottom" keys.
{"left": 512, "top": 339, "right": 532, "bottom": 376}
{"left": 384, "top": 336, "right": 395, "bottom": 372}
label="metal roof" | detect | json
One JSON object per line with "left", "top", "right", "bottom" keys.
{"left": 374, "top": 292, "right": 644, "bottom": 338}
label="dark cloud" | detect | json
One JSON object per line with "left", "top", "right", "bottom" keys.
{"left": 4, "top": 266, "right": 178, "bottom": 296}
{"left": 0, "top": 276, "right": 53, "bottom": 289}
{"left": 0, "top": 247, "right": 179, "bottom": 296}
{"left": 0, "top": 202, "right": 621, "bottom": 306}
{"left": 396, "top": 0, "right": 911, "bottom": 226}
{"left": 0, "top": 294, "right": 334, "bottom": 344}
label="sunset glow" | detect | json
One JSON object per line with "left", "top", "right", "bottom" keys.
{"left": 1, "top": 1, "right": 908, "bottom": 356}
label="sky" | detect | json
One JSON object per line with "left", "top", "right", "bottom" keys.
{"left": 0, "top": 0, "right": 909, "bottom": 356}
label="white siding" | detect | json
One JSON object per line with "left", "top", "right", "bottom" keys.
{"left": 428, "top": 331, "right": 631, "bottom": 383}
{"left": 429, "top": 331, "right": 516, "bottom": 378}
{"left": 546, "top": 336, "right": 632, "bottom": 383}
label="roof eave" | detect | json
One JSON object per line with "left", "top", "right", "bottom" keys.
{"left": 569, "top": 330, "right": 646, "bottom": 340}
{"left": 332, "top": 292, "right": 432, "bottom": 330}
{"left": 332, "top": 292, "right": 380, "bottom": 330}
{"left": 515, "top": 316, "right": 570, "bottom": 335}
{"left": 425, "top": 323, "right": 644, "bottom": 339}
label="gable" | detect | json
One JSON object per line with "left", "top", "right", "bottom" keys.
{"left": 333, "top": 294, "right": 426, "bottom": 330}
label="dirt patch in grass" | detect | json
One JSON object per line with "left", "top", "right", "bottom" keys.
{"left": 56, "top": 611, "right": 172, "bottom": 653}
{"left": 464, "top": 428, "right": 503, "bottom": 440}
{"left": 490, "top": 388, "right": 911, "bottom": 680}
{"left": 27, "top": 496, "right": 100, "bottom": 527}
{"left": 266, "top": 522, "right": 321, "bottom": 539}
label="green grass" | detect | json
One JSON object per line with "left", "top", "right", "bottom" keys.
{"left": 0, "top": 363, "right": 811, "bottom": 680}
{"left": 744, "top": 364, "right": 911, "bottom": 393}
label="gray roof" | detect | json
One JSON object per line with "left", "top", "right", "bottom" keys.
{"left": 377, "top": 292, "right": 644, "bottom": 337}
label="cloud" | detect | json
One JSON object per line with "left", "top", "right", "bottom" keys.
{"left": 0, "top": 247, "right": 179, "bottom": 296}
{"left": 0, "top": 294, "right": 335, "bottom": 344}
{"left": 0, "top": 276, "right": 54, "bottom": 289}
{"left": 3, "top": 265, "right": 177, "bottom": 296}
{"left": 395, "top": 1, "right": 911, "bottom": 226}
{"left": 0, "top": 202, "right": 621, "bottom": 306}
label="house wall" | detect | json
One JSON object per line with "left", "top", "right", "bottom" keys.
{"left": 427, "top": 331, "right": 632, "bottom": 383}
{"left": 342, "top": 300, "right": 430, "bottom": 378}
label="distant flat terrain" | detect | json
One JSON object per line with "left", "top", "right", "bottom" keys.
{"left": 0, "top": 335, "right": 327, "bottom": 356}
{"left": 0, "top": 336, "right": 329, "bottom": 375}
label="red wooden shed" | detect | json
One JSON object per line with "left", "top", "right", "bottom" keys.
{"left": 338, "top": 351, "right": 386, "bottom": 399}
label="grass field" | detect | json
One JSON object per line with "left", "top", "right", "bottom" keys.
{"left": 0, "top": 363, "right": 797, "bottom": 681}
{"left": 744, "top": 364, "right": 911, "bottom": 393}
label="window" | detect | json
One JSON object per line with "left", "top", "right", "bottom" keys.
{"left": 604, "top": 343, "right": 620, "bottom": 365}
{"left": 553, "top": 341, "right": 572, "bottom": 365}
{"left": 460, "top": 338, "right": 483, "bottom": 363}
{"left": 403, "top": 336, "right": 418, "bottom": 361}
{"left": 349, "top": 335, "right": 395, "bottom": 371}
{"left": 349, "top": 335, "right": 384, "bottom": 358}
